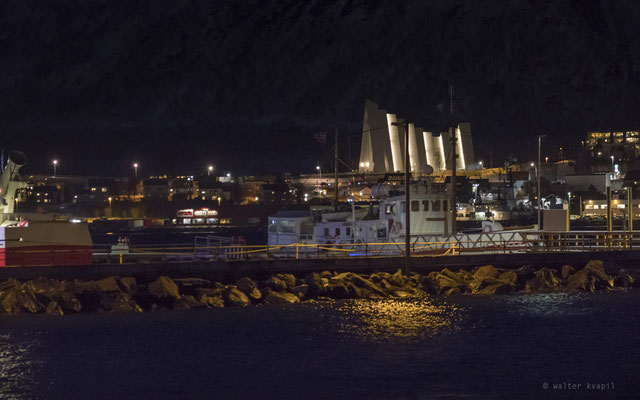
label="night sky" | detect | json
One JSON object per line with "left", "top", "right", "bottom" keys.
{"left": 2, "top": 0, "right": 640, "bottom": 176}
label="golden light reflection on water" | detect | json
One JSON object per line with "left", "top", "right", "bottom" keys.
{"left": 0, "top": 333, "right": 41, "bottom": 400}
{"left": 329, "top": 299, "right": 465, "bottom": 342}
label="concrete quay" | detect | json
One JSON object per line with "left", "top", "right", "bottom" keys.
{"left": 1, "top": 250, "right": 640, "bottom": 283}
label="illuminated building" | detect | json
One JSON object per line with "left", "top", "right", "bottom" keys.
{"left": 358, "top": 99, "right": 475, "bottom": 174}
{"left": 585, "top": 130, "right": 640, "bottom": 172}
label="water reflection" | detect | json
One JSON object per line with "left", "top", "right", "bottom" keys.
{"left": 500, "top": 292, "right": 592, "bottom": 317}
{"left": 330, "top": 298, "right": 464, "bottom": 342}
{"left": 0, "top": 332, "right": 42, "bottom": 399}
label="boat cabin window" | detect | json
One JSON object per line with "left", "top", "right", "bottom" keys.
{"left": 411, "top": 200, "right": 419, "bottom": 212}
{"left": 422, "top": 200, "right": 429, "bottom": 211}
{"left": 377, "top": 227, "right": 386, "bottom": 238}
{"left": 432, "top": 200, "right": 441, "bottom": 211}
{"left": 385, "top": 204, "right": 394, "bottom": 214}
{"left": 346, "top": 227, "right": 351, "bottom": 236}
{"left": 443, "top": 200, "right": 448, "bottom": 212}
{"left": 324, "top": 228, "right": 329, "bottom": 236}
{"left": 335, "top": 228, "right": 340, "bottom": 236}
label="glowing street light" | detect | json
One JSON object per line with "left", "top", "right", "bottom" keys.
{"left": 207, "top": 165, "right": 214, "bottom": 176}
{"left": 316, "top": 165, "right": 321, "bottom": 182}
{"left": 52, "top": 159, "right": 58, "bottom": 176}
{"left": 133, "top": 162, "right": 139, "bottom": 177}
{"left": 611, "top": 155, "right": 615, "bottom": 173}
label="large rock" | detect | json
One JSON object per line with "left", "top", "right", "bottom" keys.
{"left": 236, "top": 277, "right": 257, "bottom": 294}
{"left": 104, "top": 293, "right": 143, "bottom": 313}
{"left": 304, "top": 272, "right": 328, "bottom": 297}
{"left": 173, "top": 278, "right": 212, "bottom": 294}
{"left": 118, "top": 277, "right": 137, "bottom": 295}
{"left": 199, "top": 293, "right": 225, "bottom": 308}
{"left": 524, "top": 267, "right": 561, "bottom": 292}
{"left": 561, "top": 265, "right": 575, "bottom": 280}
{"left": 266, "top": 276, "right": 288, "bottom": 291}
{"left": 291, "top": 284, "right": 309, "bottom": 299}
{"left": 174, "top": 295, "right": 205, "bottom": 310}
{"left": 566, "top": 262, "right": 612, "bottom": 292}
{"left": 265, "top": 291, "right": 301, "bottom": 304}
{"left": 474, "top": 265, "right": 500, "bottom": 279}
{"left": 280, "top": 273, "right": 297, "bottom": 289}
{"left": 224, "top": 287, "right": 251, "bottom": 307}
{"left": 147, "top": 276, "right": 180, "bottom": 299}
{"left": 432, "top": 268, "right": 468, "bottom": 295}
{"left": 78, "top": 277, "right": 121, "bottom": 293}
{"left": 351, "top": 275, "right": 387, "bottom": 297}
{"left": 326, "top": 283, "right": 350, "bottom": 299}
{"left": 45, "top": 300, "right": 64, "bottom": 316}
{"left": 498, "top": 270, "right": 518, "bottom": 286}
{"left": 615, "top": 268, "right": 640, "bottom": 288}
{"left": 583, "top": 260, "right": 610, "bottom": 282}
{"left": 2, "top": 286, "right": 41, "bottom": 314}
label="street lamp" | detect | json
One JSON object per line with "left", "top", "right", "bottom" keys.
{"left": 133, "top": 162, "right": 139, "bottom": 177}
{"left": 479, "top": 161, "right": 483, "bottom": 178}
{"left": 611, "top": 155, "right": 615, "bottom": 173}
{"left": 208, "top": 165, "right": 214, "bottom": 176}
{"left": 316, "top": 165, "right": 321, "bottom": 182}
{"left": 52, "top": 159, "right": 58, "bottom": 176}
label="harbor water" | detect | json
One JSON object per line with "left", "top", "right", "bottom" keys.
{"left": 1, "top": 291, "right": 638, "bottom": 399}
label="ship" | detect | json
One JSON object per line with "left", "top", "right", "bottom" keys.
{"left": 0, "top": 151, "right": 93, "bottom": 266}
{"left": 267, "top": 181, "right": 534, "bottom": 256}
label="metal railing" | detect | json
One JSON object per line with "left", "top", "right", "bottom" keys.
{"left": 90, "top": 230, "right": 640, "bottom": 264}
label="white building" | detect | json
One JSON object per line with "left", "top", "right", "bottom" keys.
{"left": 358, "top": 99, "right": 475, "bottom": 174}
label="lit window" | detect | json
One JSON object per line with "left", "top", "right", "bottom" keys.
{"left": 101, "top": 187, "right": 107, "bottom": 192}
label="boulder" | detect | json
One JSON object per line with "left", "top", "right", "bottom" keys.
{"left": 498, "top": 270, "right": 518, "bottom": 286}
{"left": 265, "top": 291, "right": 301, "bottom": 304}
{"left": 524, "top": 268, "right": 561, "bottom": 292}
{"left": 105, "top": 293, "right": 143, "bottom": 313}
{"left": 291, "top": 284, "right": 309, "bottom": 299}
{"left": 45, "top": 300, "right": 64, "bottom": 316}
{"left": 224, "top": 287, "right": 251, "bottom": 307}
{"left": 236, "top": 277, "right": 258, "bottom": 294}
{"left": 561, "top": 265, "right": 575, "bottom": 280}
{"left": 304, "top": 273, "right": 328, "bottom": 297}
{"left": 2, "top": 287, "right": 41, "bottom": 314}
{"left": 173, "top": 278, "right": 212, "bottom": 294}
{"left": 280, "top": 273, "right": 297, "bottom": 289}
{"left": 78, "top": 277, "right": 121, "bottom": 293}
{"left": 515, "top": 265, "right": 536, "bottom": 281}
{"left": 147, "top": 276, "right": 180, "bottom": 299}
{"left": 474, "top": 265, "right": 500, "bottom": 279}
{"left": 199, "top": 293, "right": 225, "bottom": 308}
{"left": 266, "top": 276, "right": 288, "bottom": 291}
{"left": 432, "top": 269, "right": 468, "bottom": 295}
{"left": 615, "top": 268, "right": 640, "bottom": 288}
{"left": 174, "top": 295, "right": 205, "bottom": 310}
{"left": 351, "top": 275, "right": 387, "bottom": 297}
{"left": 318, "top": 271, "right": 332, "bottom": 279}
{"left": 326, "top": 283, "right": 350, "bottom": 299}
{"left": 583, "top": 260, "right": 610, "bottom": 281}
{"left": 347, "top": 283, "right": 363, "bottom": 298}
{"left": 392, "top": 290, "right": 412, "bottom": 298}
{"left": 476, "top": 280, "right": 515, "bottom": 295}
{"left": 118, "top": 277, "right": 137, "bottom": 295}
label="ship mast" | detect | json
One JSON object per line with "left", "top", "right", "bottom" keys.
{"left": 449, "top": 81, "right": 457, "bottom": 235}
{"left": 334, "top": 128, "right": 339, "bottom": 205}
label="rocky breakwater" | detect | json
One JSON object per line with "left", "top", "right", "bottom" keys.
{"left": 0, "top": 260, "right": 638, "bottom": 316}
{"left": 428, "top": 260, "right": 640, "bottom": 295}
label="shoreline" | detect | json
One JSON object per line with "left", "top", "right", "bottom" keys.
{"left": 0, "top": 260, "right": 638, "bottom": 316}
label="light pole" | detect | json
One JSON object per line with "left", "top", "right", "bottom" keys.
{"left": 316, "top": 165, "right": 321, "bottom": 183}
{"left": 208, "top": 165, "right": 213, "bottom": 176}
{"left": 52, "top": 159, "right": 58, "bottom": 176}
{"left": 611, "top": 155, "right": 615, "bottom": 174}
{"left": 133, "top": 162, "right": 139, "bottom": 178}
{"left": 479, "top": 161, "right": 483, "bottom": 179}
{"left": 537, "top": 135, "right": 546, "bottom": 231}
